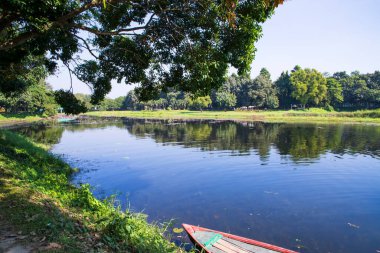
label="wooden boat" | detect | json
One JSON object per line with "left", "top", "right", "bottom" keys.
{"left": 182, "top": 224, "right": 298, "bottom": 253}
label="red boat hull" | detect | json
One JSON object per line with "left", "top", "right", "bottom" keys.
{"left": 182, "top": 223, "right": 298, "bottom": 253}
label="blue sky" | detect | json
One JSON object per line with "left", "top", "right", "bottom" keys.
{"left": 47, "top": 0, "right": 380, "bottom": 98}
{"left": 250, "top": 0, "right": 380, "bottom": 78}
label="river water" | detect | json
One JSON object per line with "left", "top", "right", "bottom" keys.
{"left": 17, "top": 119, "right": 380, "bottom": 252}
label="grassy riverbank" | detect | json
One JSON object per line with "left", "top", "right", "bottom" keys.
{"left": 0, "top": 113, "right": 45, "bottom": 126}
{"left": 0, "top": 130, "right": 181, "bottom": 252}
{"left": 85, "top": 108, "right": 380, "bottom": 124}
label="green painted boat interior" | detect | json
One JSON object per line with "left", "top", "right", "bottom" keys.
{"left": 193, "top": 231, "right": 280, "bottom": 253}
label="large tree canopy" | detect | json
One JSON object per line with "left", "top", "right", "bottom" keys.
{"left": 0, "top": 0, "right": 283, "bottom": 112}
{"left": 290, "top": 67, "right": 327, "bottom": 107}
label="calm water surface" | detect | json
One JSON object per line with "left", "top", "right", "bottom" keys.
{"left": 18, "top": 119, "right": 380, "bottom": 253}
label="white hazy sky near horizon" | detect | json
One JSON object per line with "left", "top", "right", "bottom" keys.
{"left": 47, "top": 0, "right": 380, "bottom": 98}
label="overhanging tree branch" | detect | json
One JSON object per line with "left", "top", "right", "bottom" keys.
{"left": 0, "top": 0, "right": 124, "bottom": 50}
{"left": 1, "top": 0, "right": 281, "bottom": 108}
{"left": 72, "top": 24, "right": 151, "bottom": 36}
{"left": 0, "top": 31, "right": 39, "bottom": 51}
{"left": 74, "top": 34, "right": 99, "bottom": 60}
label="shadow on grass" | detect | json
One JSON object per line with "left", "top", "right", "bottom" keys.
{"left": 0, "top": 181, "right": 101, "bottom": 253}
{"left": 0, "top": 130, "right": 104, "bottom": 251}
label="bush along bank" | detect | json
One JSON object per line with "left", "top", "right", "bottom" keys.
{"left": 0, "top": 130, "right": 181, "bottom": 252}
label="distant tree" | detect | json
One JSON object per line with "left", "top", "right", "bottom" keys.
{"left": 166, "top": 91, "right": 186, "bottom": 110}
{"left": 4, "top": 85, "right": 57, "bottom": 115}
{"left": 72, "top": 94, "right": 126, "bottom": 111}
{"left": 176, "top": 98, "right": 189, "bottom": 110}
{"left": 223, "top": 74, "right": 251, "bottom": 107}
{"left": 367, "top": 71, "right": 380, "bottom": 90}
{"left": 75, "top": 93, "right": 93, "bottom": 110}
{"left": 332, "top": 71, "right": 351, "bottom": 107}
{"left": 188, "top": 96, "right": 212, "bottom": 111}
{"left": 215, "top": 90, "right": 237, "bottom": 109}
{"left": 333, "top": 71, "right": 370, "bottom": 108}
{"left": 98, "top": 98, "right": 114, "bottom": 111}
{"left": 349, "top": 72, "right": 369, "bottom": 106}
{"left": 123, "top": 90, "right": 141, "bottom": 110}
{"left": 248, "top": 68, "right": 279, "bottom": 108}
{"left": 0, "top": 77, "right": 58, "bottom": 115}
{"left": 154, "top": 98, "right": 168, "bottom": 110}
{"left": 235, "top": 77, "right": 253, "bottom": 107}
{"left": 290, "top": 67, "right": 327, "bottom": 108}
{"left": 224, "top": 74, "right": 241, "bottom": 93}
{"left": 293, "top": 65, "right": 302, "bottom": 72}
{"left": 22, "top": 82, "right": 58, "bottom": 116}
{"left": 326, "top": 77, "right": 343, "bottom": 107}
{"left": 274, "top": 71, "right": 298, "bottom": 109}
{"left": 258, "top": 68, "right": 271, "bottom": 80}
{"left": 114, "top": 96, "right": 126, "bottom": 109}
{"left": 364, "top": 72, "right": 380, "bottom": 107}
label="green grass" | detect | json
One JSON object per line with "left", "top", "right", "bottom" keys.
{"left": 85, "top": 108, "right": 380, "bottom": 124}
{"left": 0, "top": 130, "right": 182, "bottom": 252}
{"left": 0, "top": 113, "right": 45, "bottom": 125}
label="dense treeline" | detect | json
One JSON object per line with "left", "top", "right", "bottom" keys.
{"left": 1, "top": 66, "right": 379, "bottom": 114}
{"left": 276, "top": 67, "right": 380, "bottom": 110}
{"left": 116, "top": 67, "right": 380, "bottom": 111}
{"left": 120, "top": 68, "right": 278, "bottom": 110}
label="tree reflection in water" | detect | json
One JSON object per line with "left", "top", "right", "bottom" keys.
{"left": 16, "top": 119, "right": 380, "bottom": 162}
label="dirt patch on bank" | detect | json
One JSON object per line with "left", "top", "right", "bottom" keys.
{"left": 0, "top": 216, "right": 65, "bottom": 253}
{"left": 0, "top": 217, "right": 38, "bottom": 253}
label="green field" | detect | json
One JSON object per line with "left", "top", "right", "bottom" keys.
{"left": 0, "top": 113, "right": 45, "bottom": 126}
{"left": 0, "top": 130, "right": 182, "bottom": 252}
{"left": 85, "top": 108, "right": 380, "bottom": 124}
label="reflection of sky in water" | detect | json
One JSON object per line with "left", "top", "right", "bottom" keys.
{"left": 48, "top": 122, "right": 380, "bottom": 253}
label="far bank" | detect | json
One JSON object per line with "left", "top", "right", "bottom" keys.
{"left": 85, "top": 108, "right": 380, "bottom": 124}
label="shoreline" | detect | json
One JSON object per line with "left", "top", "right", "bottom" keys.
{"left": 2, "top": 109, "right": 380, "bottom": 127}
{"left": 0, "top": 114, "right": 55, "bottom": 129}
{"left": 84, "top": 109, "right": 380, "bottom": 125}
